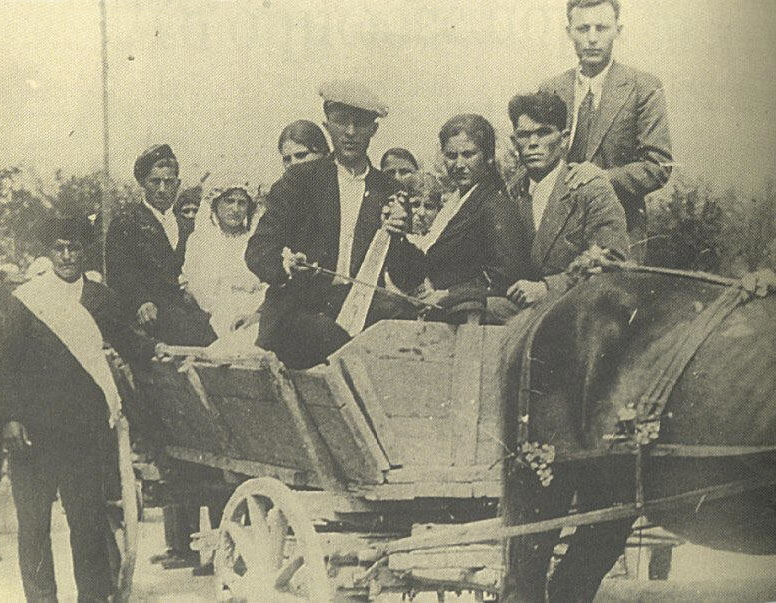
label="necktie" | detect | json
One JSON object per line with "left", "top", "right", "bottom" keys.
{"left": 568, "top": 88, "right": 594, "bottom": 163}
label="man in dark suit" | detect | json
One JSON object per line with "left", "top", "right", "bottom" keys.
{"left": 0, "top": 216, "right": 158, "bottom": 602}
{"left": 540, "top": 0, "right": 672, "bottom": 262}
{"left": 246, "top": 80, "right": 423, "bottom": 368}
{"left": 488, "top": 92, "right": 628, "bottom": 321}
{"left": 105, "top": 144, "right": 214, "bottom": 346}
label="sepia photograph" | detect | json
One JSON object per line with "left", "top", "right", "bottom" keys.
{"left": 0, "top": 0, "right": 775, "bottom": 601}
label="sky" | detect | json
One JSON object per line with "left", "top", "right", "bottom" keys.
{"left": 1, "top": 0, "right": 775, "bottom": 196}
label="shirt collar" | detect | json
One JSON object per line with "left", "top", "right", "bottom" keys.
{"left": 529, "top": 160, "right": 564, "bottom": 194}
{"left": 42, "top": 268, "right": 84, "bottom": 302}
{"left": 141, "top": 192, "right": 175, "bottom": 221}
{"left": 336, "top": 160, "right": 370, "bottom": 181}
{"left": 576, "top": 59, "right": 613, "bottom": 95}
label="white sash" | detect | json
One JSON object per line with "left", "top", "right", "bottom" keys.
{"left": 13, "top": 272, "right": 122, "bottom": 427}
{"left": 336, "top": 228, "right": 391, "bottom": 336}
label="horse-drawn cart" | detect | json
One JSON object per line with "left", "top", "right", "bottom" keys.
{"left": 118, "top": 266, "right": 776, "bottom": 601}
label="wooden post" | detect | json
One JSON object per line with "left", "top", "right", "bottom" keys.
{"left": 99, "top": 0, "right": 111, "bottom": 275}
{"left": 115, "top": 414, "right": 138, "bottom": 601}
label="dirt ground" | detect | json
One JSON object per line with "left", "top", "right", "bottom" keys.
{"left": 1, "top": 477, "right": 775, "bottom": 602}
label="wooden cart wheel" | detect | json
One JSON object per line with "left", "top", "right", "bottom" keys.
{"left": 214, "top": 477, "right": 330, "bottom": 602}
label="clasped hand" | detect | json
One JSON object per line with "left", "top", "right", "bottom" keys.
{"left": 507, "top": 279, "right": 549, "bottom": 309}
{"left": 2, "top": 421, "right": 31, "bottom": 453}
{"left": 381, "top": 193, "right": 409, "bottom": 236}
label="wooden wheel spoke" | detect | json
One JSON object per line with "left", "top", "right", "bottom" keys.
{"left": 267, "top": 507, "right": 289, "bottom": 569}
{"left": 222, "top": 520, "right": 267, "bottom": 571}
{"left": 274, "top": 554, "right": 304, "bottom": 589}
{"left": 244, "top": 494, "right": 269, "bottom": 530}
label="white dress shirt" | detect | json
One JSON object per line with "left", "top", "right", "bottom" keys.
{"left": 528, "top": 161, "right": 563, "bottom": 229}
{"left": 569, "top": 59, "right": 613, "bottom": 144}
{"left": 334, "top": 161, "right": 369, "bottom": 281}
{"left": 142, "top": 195, "right": 179, "bottom": 249}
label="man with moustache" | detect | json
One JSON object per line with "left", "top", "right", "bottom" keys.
{"left": 0, "top": 215, "right": 159, "bottom": 602}
{"left": 246, "top": 80, "right": 423, "bottom": 369}
{"left": 540, "top": 0, "right": 672, "bottom": 262}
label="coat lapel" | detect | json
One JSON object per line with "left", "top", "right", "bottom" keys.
{"left": 531, "top": 163, "right": 577, "bottom": 269}
{"left": 318, "top": 158, "right": 341, "bottom": 272}
{"left": 350, "top": 167, "right": 388, "bottom": 276}
{"left": 586, "top": 61, "right": 633, "bottom": 161}
{"left": 431, "top": 179, "right": 490, "bottom": 249}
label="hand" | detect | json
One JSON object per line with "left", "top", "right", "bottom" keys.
{"left": 137, "top": 302, "right": 158, "bottom": 326}
{"left": 506, "top": 279, "right": 549, "bottom": 309}
{"left": 2, "top": 421, "right": 31, "bottom": 453}
{"left": 281, "top": 247, "right": 312, "bottom": 277}
{"left": 565, "top": 161, "right": 608, "bottom": 190}
{"left": 381, "top": 195, "right": 409, "bottom": 236}
{"left": 154, "top": 342, "right": 170, "bottom": 359}
{"left": 418, "top": 287, "right": 449, "bottom": 307}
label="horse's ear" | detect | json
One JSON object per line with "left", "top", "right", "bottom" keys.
{"left": 572, "top": 287, "right": 637, "bottom": 448}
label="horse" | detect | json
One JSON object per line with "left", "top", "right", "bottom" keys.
{"left": 498, "top": 268, "right": 776, "bottom": 602}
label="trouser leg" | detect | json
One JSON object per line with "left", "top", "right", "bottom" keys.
{"left": 8, "top": 453, "right": 58, "bottom": 602}
{"left": 272, "top": 311, "right": 351, "bottom": 369}
{"left": 57, "top": 449, "right": 115, "bottom": 602}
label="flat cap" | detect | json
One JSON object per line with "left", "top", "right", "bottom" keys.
{"left": 319, "top": 79, "right": 388, "bottom": 118}
{"left": 133, "top": 143, "right": 178, "bottom": 182}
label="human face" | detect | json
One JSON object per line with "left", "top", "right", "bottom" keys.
{"left": 382, "top": 156, "right": 417, "bottom": 184}
{"left": 142, "top": 165, "right": 180, "bottom": 213}
{"left": 512, "top": 114, "right": 568, "bottom": 181}
{"left": 442, "top": 132, "right": 489, "bottom": 193}
{"left": 215, "top": 190, "right": 250, "bottom": 233}
{"left": 48, "top": 238, "right": 85, "bottom": 283}
{"left": 179, "top": 202, "right": 199, "bottom": 221}
{"left": 280, "top": 139, "right": 325, "bottom": 171}
{"left": 567, "top": 2, "right": 621, "bottom": 76}
{"left": 324, "top": 106, "right": 378, "bottom": 169}
{"left": 410, "top": 193, "right": 441, "bottom": 235}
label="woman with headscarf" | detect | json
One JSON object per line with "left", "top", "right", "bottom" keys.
{"left": 380, "top": 147, "right": 419, "bottom": 186}
{"left": 410, "top": 114, "right": 528, "bottom": 306}
{"left": 181, "top": 180, "right": 267, "bottom": 340}
{"left": 277, "top": 120, "right": 330, "bottom": 171}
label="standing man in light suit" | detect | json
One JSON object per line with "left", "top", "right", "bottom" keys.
{"left": 540, "top": 0, "right": 673, "bottom": 262}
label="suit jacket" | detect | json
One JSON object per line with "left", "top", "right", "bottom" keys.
{"left": 0, "top": 277, "right": 156, "bottom": 447}
{"left": 425, "top": 172, "right": 529, "bottom": 294}
{"left": 513, "top": 162, "right": 629, "bottom": 293}
{"left": 246, "top": 156, "right": 424, "bottom": 347}
{"left": 540, "top": 61, "right": 672, "bottom": 231}
{"left": 105, "top": 202, "right": 214, "bottom": 345}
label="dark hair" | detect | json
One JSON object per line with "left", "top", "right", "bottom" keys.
{"left": 174, "top": 186, "right": 202, "bottom": 217}
{"left": 211, "top": 187, "right": 258, "bottom": 233}
{"left": 380, "top": 148, "right": 419, "bottom": 171}
{"left": 567, "top": 0, "right": 620, "bottom": 21}
{"left": 508, "top": 92, "right": 568, "bottom": 132}
{"left": 277, "top": 120, "right": 330, "bottom": 155}
{"left": 438, "top": 114, "right": 497, "bottom": 161}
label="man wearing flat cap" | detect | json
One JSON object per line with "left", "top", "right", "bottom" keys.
{"left": 0, "top": 215, "right": 159, "bottom": 602}
{"left": 105, "top": 144, "right": 215, "bottom": 346}
{"left": 246, "top": 80, "right": 423, "bottom": 368}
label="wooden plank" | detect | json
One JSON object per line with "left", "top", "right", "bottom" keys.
{"left": 165, "top": 446, "right": 315, "bottom": 486}
{"left": 476, "top": 327, "right": 508, "bottom": 466}
{"left": 389, "top": 544, "right": 502, "bottom": 571}
{"left": 388, "top": 417, "right": 452, "bottom": 468}
{"left": 450, "top": 325, "right": 485, "bottom": 467}
{"left": 364, "top": 359, "right": 453, "bottom": 417}
{"left": 339, "top": 356, "right": 403, "bottom": 466}
{"left": 265, "top": 354, "right": 344, "bottom": 491}
{"left": 385, "top": 465, "right": 501, "bottom": 484}
{"left": 379, "top": 476, "right": 776, "bottom": 555}
{"left": 355, "top": 481, "right": 501, "bottom": 501}
{"left": 293, "top": 368, "right": 388, "bottom": 483}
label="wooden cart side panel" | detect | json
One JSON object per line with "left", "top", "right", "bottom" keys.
{"left": 476, "top": 326, "right": 509, "bottom": 466}
{"left": 450, "top": 324, "right": 485, "bottom": 467}
{"left": 195, "top": 364, "right": 313, "bottom": 471}
{"left": 137, "top": 360, "right": 239, "bottom": 457}
{"left": 292, "top": 367, "right": 387, "bottom": 484}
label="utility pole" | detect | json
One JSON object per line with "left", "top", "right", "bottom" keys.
{"left": 99, "top": 0, "right": 110, "bottom": 274}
